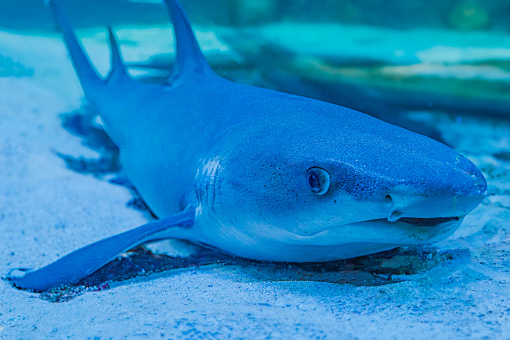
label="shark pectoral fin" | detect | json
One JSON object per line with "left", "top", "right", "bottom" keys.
{"left": 8, "top": 208, "right": 195, "bottom": 292}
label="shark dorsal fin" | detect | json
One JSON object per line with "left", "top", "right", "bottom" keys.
{"left": 163, "top": 0, "right": 213, "bottom": 79}
{"left": 107, "top": 27, "right": 129, "bottom": 83}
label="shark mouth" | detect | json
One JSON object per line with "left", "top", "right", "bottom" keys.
{"left": 397, "top": 216, "right": 459, "bottom": 227}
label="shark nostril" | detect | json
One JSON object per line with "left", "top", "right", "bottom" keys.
{"left": 385, "top": 194, "right": 403, "bottom": 222}
{"left": 388, "top": 209, "right": 404, "bottom": 222}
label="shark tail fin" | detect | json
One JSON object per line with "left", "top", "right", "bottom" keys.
{"left": 48, "top": 0, "right": 105, "bottom": 98}
{"left": 8, "top": 208, "right": 195, "bottom": 292}
{"left": 163, "top": 0, "right": 213, "bottom": 80}
{"left": 107, "top": 27, "right": 130, "bottom": 83}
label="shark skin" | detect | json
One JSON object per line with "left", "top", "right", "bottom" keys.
{"left": 8, "top": 0, "right": 487, "bottom": 292}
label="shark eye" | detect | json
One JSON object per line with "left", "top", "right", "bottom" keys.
{"left": 307, "top": 167, "right": 330, "bottom": 195}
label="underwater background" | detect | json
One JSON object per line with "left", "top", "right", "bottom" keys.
{"left": 1, "top": 0, "right": 510, "bottom": 338}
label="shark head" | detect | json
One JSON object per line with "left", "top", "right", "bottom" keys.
{"left": 201, "top": 96, "right": 487, "bottom": 261}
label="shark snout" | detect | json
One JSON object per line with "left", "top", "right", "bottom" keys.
{"left": 383, "top": 157, "right": 487, "bottom": 221}
{"left": 457, "top": 155, "right": 487, "bottom": 198}
{"left": 447, "top": 154, "right": 487, "bottom": 205}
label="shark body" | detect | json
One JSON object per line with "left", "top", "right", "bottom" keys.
{"left": 9, "top": 0, "right": 486, "bottom": 291}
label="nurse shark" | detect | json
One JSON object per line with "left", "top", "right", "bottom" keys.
{"left": 9, "top": 0, "right": 486, "bottom": 292}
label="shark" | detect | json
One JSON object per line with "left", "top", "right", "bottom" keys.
{"left": 9, "top": 0, "right": 487, "bottom": 292}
